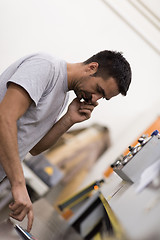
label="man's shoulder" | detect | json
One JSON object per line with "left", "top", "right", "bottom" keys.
{"left": 30, "top": 52, "right": 63, "bottom": 64}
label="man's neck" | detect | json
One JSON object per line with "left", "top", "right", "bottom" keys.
{"left": 67, "top": 62, "right": 83, "bottom": 90}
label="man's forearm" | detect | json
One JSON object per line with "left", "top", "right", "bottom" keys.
{"left": 30, "top": 113, "right": 74, "bottom": 155}
{"left": 0, "top": 115, "right": 25, "bottom": 186}
{"left": 0, "top": 83, "right": 34, "bottom": 231}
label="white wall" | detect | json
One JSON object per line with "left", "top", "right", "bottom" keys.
{"left": 0, "top": 0, "right": 160, "bottom": 152}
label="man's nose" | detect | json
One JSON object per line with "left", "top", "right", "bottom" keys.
{"left": 92, "top": 94, "right": 102, "bottom": 103}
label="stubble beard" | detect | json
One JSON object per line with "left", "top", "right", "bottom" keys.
{"left": 72, "top": 78, "right": 92, "bottom": 103}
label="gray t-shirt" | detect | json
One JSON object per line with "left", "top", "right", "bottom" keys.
{"left": 0, "top": 53, "right": 69, "bottom": 181}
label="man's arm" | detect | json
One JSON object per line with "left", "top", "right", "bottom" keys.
{"left": 30, "top": 98, "right": 98, "bottom": 155}
{"left": 0, "top": 83, "right": 33, "bottom": 232}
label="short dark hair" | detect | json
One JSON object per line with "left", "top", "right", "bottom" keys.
{"left": 83, "top": 50, "right": 132, "bottom": 96}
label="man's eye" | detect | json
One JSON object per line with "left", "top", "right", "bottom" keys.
{"left": 97, "top": 86, "right": 102, "bottom": 94}
{"left": 96, "top": 85, "right": 106, "bottom": 98}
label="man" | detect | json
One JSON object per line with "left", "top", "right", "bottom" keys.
{"left": 0, "top": 50, "right": 131, "bottom": 232}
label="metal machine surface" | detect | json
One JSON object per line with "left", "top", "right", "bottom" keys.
{"left": 100, "top": 130, "right": 160, "bottom": 240}
{"left": 111, "top": 131, "right": 160, "bottom": 182}
{"left": 0, "top": 219, "right": 22, "bottom": 240}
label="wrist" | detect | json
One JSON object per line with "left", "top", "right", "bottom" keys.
{"left": 63, "top": 113, "right": 75, "bottom": 127}
{"left": 10, "top": 176, "right": 26, "bottom": 188}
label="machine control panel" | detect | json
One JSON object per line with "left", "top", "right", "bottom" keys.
{"left": 111, "top": 130, "right": 160, "bottom": 182}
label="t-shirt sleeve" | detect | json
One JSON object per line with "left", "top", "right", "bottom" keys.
{"left": 7, "top": 58, "right": 53, "bottom": 106}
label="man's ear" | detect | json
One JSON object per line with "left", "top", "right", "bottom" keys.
{"left": 86, "top": 62, "right": 99, "bottom": 75}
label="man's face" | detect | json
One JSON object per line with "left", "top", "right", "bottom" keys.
{"left": 74, "top": 75, "right": 120, "bottom": 104}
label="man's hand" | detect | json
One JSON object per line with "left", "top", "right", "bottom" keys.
{"left": 66, "top": 98, "right": 98, "bottom": 124}
{"left": 29, "top": 98, "right": 98, "bottom": 156}
{"left": 9, "top": 184, "right": 34, "bottom": 232}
